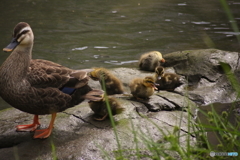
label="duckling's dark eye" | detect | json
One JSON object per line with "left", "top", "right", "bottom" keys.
{"left": 146, "top": 80, "right": 154, "bottom": 84}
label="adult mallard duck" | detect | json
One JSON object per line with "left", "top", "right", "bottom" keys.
{"left": 139, "top": 51, "right": 165, "bottom": 71}
{"left": 129, "top": 76, "right": 158, "bottom": 100}
{"left": 155, "top": 66, "right": 182, "bottom": 91}
{"left": 0, "top": 22, "right": 103, "bottom": 139}
{"left": 88, "top": 68, "right": 124, "bottom": 95}
{"left": 88, "top": 95, "right": 124, "bottom": 121}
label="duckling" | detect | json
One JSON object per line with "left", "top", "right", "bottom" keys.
{"left": 155, "top": 66, "right": 182, "bottom": 91}
{"left": 88, "top": 96, "right": 124, "bottom": 121}
{"left": 139, "top": 51, "right": 165, "bottom": 71}
{"left": 88, "top": 68, "right": 124, "bottom": 95}
{"left": 129, "top": 76, "right": 157, "bottom": 100}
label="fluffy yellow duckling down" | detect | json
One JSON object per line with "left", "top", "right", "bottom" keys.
{"left": 155, "top": 66, "right": 182, "bottom": 91}
{"left": 88, "top": 96, "right": 125, "bottom": 121}
{"left": 88, "top": 68, "right": 124, "bottom": 95}
{"left": 139, "top": 51, "right": 165, "bottom": 71}
{"left": 129, "top": 76, "right": 157, "bottom": 100}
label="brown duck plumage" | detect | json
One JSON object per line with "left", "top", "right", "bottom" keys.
{"left": 0, "top": 22, "right": 103, "bottom": 138}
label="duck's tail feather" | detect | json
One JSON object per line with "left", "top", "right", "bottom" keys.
{"left": 84, "top": 89, "right": 104, "bottom": 101}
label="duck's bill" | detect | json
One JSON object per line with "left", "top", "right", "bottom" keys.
{"left": 160, "top": 58, "right": 166, "bottom": 63}
{"left": 154, "top": 83, "right": 160, "bottom": 87}
{"left": 3, "top": 38, "right": 19, "bottom": 52}
{"left": 153, "top": 83, "right": 159, "bottom": 90}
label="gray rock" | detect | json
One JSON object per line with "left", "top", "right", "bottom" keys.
{"left": 163, "top": 49, "right": 239, "bottom": 104}
{"left": 0, "top": 100, "right": 193, "bottom": 160}
{"left": 0, "top": 49, "right": 238, "bottom": 159}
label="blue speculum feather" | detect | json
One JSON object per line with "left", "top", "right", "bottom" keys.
{"left": 60, "top": 87, "right": 76, "bottom": 95}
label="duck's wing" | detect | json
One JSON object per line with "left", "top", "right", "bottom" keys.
{"left": 31, "top": 59, "right": 69, "bottom": 68}
{"left": 28, "top": 59, "right": 89, "bottom": 89}
{"left": 25, "top": 87, "right": 73, "bottom": 114}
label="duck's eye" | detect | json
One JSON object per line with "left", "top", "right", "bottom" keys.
{"left": 21, "top": 30, "right": 29, "bottom": 35}
{"left": 146, "top": 80, "right": 154, "bottom": 84}
{"left": 17, "top": 30, "right": 29, "bottom": 37}
{"left": 16, "top": 30, "right": 30, "bottom": 41}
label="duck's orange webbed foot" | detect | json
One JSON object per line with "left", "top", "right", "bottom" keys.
{"left": 34, "top": 128, "right": 53, "bottom": 139}
{"left": 33, "top": 113, "right": 56, "bottom": 139}
{"left": 16, "top": 115, "right": 40, "bottom": 132}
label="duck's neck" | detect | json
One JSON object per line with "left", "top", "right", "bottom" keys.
{"left": 1, "top": 45, "right": 32, "bottom": 81}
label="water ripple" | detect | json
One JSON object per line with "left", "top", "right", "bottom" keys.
{"left": 72, "top": 46, "right": 88, "bottom": 51}
{"left": 178, "top": 3, "right": 187, "bottom": 6}
{"left": 191, "top": 21, "right": 211, "bottom": 25}
{"left": 213, "top": 27, "right": 230, "bottom": 30}
{"left": 215, "top": 32, "right": 240, "bottom": 35}
{"left": 104, "top": 60, "right": 138, "bottom": 65}
{"left": 94, "top": 46, "right": 109, "bottom": 49}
